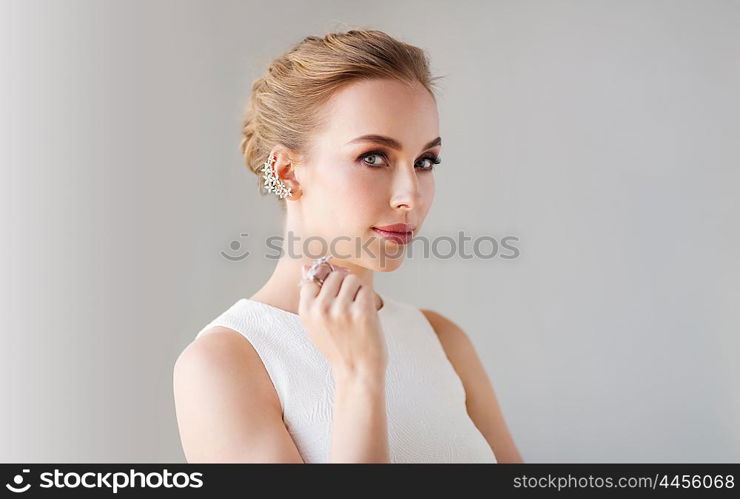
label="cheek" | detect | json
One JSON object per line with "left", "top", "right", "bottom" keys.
{"left": 323, "top": 163, "right": 384, "bottom": 203}
{"left": 419, "top": 174, "right": 435, "bottom": 210}
{"left": 311, "top": 162, "right": 383, "bottom": 225}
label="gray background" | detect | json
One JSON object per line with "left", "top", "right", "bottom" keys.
{"left": 2, "top": 0, "right": 739, "bottom": 462}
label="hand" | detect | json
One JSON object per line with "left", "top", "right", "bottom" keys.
{"left": 298, "top": 263, "right": 388, "bottom": 380}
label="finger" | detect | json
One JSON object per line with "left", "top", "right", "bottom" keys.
{"left": 336, "top": 273, "right": 362, "bottom": 307}
{"left": 354, "top": 284, "right": 375, "bottom": 311}
{"left": 310, "top": 262, "right": 333, "bottom": 283}
{"left": 315, "top": 267, "right": 348, "bottom": 304}
{"left": 298, "top": 265, "right": 320, "bottom": 309}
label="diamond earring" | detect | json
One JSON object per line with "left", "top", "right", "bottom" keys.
{"left": 261, "top": 154, "right": 292, "bottom": 199}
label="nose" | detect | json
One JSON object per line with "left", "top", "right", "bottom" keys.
{"left": 390, "top": 162, "right": 421, "bottom": 211}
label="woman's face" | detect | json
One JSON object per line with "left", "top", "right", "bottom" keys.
{"left": 292, "top": 78, "right": 440, "bottom": 272}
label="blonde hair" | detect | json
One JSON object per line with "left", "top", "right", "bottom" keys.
{"left": 239, "top": 28, "right": 444, "bottom": 202}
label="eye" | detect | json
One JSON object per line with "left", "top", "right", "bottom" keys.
{"left": 359, "top": 150, "right": 389, "bottom": 168}
{"left": 416, "top": 153, "right": 442, "bottom": 172}
{"left": 358, "top": 150, "right": 442, "bottom": 171}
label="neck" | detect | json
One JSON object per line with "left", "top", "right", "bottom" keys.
{"left": 250, "top": 249, "right": 381, "bottom": 316}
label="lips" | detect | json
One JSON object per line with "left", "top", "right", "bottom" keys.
{"left": 373, "top": 223, "right": 416, "bottom": 233}
{"left": 371, "top": 223, "right": 416, "bottom": 245}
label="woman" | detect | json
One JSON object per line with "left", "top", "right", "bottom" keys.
{"left": 173, "top": 29, "right": 523, "bottom": 464}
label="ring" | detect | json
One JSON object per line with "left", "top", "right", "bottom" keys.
{"left": 297, "top": 255, "right": 335, "bottom": 288}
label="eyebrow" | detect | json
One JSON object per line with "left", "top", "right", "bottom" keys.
{"left": 346, "top": 134, "right": 442, "bottom": 152}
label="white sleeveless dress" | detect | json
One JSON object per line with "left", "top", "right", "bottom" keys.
{"left": 195, "top": 293, "right": 497, "bottom": 463}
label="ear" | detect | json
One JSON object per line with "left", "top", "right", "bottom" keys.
{"left": 270, "top": 147, "right": 303, "bottom": 200}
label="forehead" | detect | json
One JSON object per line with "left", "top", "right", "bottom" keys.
{"left": 318, "top": 78, "right": 439, "bottom": 149}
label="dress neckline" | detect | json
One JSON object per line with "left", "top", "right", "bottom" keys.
{"left": 242, "top": 293, "right": 387, "bottom": 319}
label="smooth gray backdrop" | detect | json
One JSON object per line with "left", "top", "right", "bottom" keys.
{"left": 2, "top": 0, "right": 739, "bottom": 462}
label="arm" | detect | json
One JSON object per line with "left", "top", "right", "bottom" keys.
{"left": 298, "top": 268, "right": 390, "bottom": 463}
{"left": 173, "top": 327, "right": 304, "bottom": 463}
{"left": 173, "top": 326, "right": 389, "bottom": 463}
{"left": 420, "top": 309, "right": 524, "bottom": 463}
{"left": 330, "top": 368, "right": 389, "bottom": 463}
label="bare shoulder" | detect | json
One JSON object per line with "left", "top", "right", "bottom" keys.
{"left": 172, "top": 326, "right": 303, "bottom": 463}
{"left": 419, "top": 308, "right": 475, "bottom": 358}
{"left": 174, "top": 326, "right": 279, "bottom": 408}
{"left": 175, "top": 326, "right": 267, "bottom": 375}
{"left": 419, "top": 308, "right": 524, "bottom": 463}
{"left": 420, "top": 308, "right": 465, "bottom": 336}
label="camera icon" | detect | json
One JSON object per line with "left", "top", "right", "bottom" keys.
{"left": 5, "top": 469, "right": 31, "bottom": 493}
{"left": 220, "top": 232, "right": 250, "bottom": 261}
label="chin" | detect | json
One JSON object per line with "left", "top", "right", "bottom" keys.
{"left": 369, "top": 235, "right": 412, "bottom": 270}
{"left": 369, "top": 254, "right": 405, "bottom": 272}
